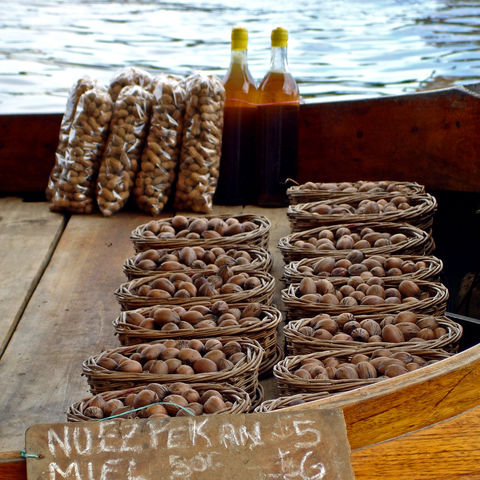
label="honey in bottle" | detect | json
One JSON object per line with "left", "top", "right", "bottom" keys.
{"left": 257, "top": 27, "right": 300, "bottom": 206}
{"left": 214, "top": 26, "right": 257, "bottom": 205}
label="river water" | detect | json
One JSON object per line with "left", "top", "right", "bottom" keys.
{"left": 2, "top": 0, "right": 480, "bottom": 113}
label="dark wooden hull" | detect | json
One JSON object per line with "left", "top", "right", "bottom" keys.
{"left": 1, "top": 84, "right": 480, "bottom": 195}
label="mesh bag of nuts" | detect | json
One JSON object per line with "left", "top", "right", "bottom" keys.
{"left": 46, "top": 76, "right": 100, "bottom": 202}
{"left": 96, "top": 85, "right": 153, "bottom": 217}
{"left": 49, "top": 86, "right": 113, "bottom": 213}
{"left": 133, "top": 75, "right": 186, "bottom": 215}
{"left": 174, "top": 73, "right": 225, "bottom": 213}
{"left": 108, "top": 66, "right": 154, "bottom": 102}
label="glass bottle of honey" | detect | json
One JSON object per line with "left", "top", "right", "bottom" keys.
{"left": 214, "top": 26, "right": 257, "bottom": 205}
{"left": 256, "top": 27, "right": 300, "bottom": 206}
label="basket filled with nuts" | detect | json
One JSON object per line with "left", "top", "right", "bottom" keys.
{"left": 284, "top": 311, "right": 462, "bottom": 355}
{"left": 115, "top": 269, "right": 276, "bottom": 310}
{"left": 273, "top": 348, "right": 451, "bottom": 396}
{"left": 113, "top": 302, "right": 283, "bottom": 375}
{"left": 283, "top": 252, "right": 443, "bottom": 284}
{"left": 287, "top": 180, "right": 425, "bottom": 204}
{"left": 123, "top": 245, "right": 272, "bottom": 280}
{"left": 278, "top": 222, "right": 433, "bottom": 263}
{"left": 68, "top": 382, "right": 251, "bottom": 421}
{"left": 131, "top": 214, "right": 271, "bottom": 251}
{"left": 281, "top": 277, "right": 449, "bottom": 320}
{"left": 287, "top": 193, "right": 437, "bottom": 233}
{"left": 254, "top": 392, "right": 330, "bottom": 412}
{"left": 82, "top": 337, "right": 264, "bottom": 407}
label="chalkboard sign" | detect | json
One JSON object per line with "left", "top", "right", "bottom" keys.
{"left": 26, "top": 409, "right": 354, "bottom": 479}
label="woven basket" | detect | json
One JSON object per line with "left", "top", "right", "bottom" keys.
{"left": 113, "top": 303, "right": 283, "bottom": 375}
{"left": 282, "top": 278, "right": 449, "bottom": 320}
{"left": 115, "top": 270, "right": 276, "bottom": 310}
{"left": 82, "top": 337, "right": 263, "bottom": 404}
{"left": 287, "top": 181, "right": 425, "bottom": 204}
{"left": 131, "top": 214, "right": 271, "bottom": 252}
{"left": 254, "top": 392, "right": 330, "bottom": 412}
{"left": 287, "top": 193, "right": 437, "bottom": 232}
{"left": 123, "top": 245, "right": 272, "bottom": 280}
{"left": 284, "top": 314, "right": 462, "bottom": 354}
{"left": 274, "top": 348, "right": 451, "bottom": 396}
{"left": 68, "top": 382, "right": 252, "bottom": 421}
{"left": 283, "top": 254, "right": 443, "bottom": 284}
{"left": 278, "top": 222, "right": 433, "bottom": 263}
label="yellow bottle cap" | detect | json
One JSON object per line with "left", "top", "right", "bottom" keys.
{"left": 231, "top": 26, "right": 248, "bottom": 51}
{"left": 271, "top": 27, "right": 288, "bottom": 48}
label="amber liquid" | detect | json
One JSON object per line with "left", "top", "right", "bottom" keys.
{"left": 214, "top": 61, "right": 257, "bottom": 205}
{"left": 256, "top": 71, "right": 300, "bottom": 206}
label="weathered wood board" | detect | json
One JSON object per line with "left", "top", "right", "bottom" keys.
{"left": 350, "top": 404, "right": 480, "bottom": 479}
{"left": 0, "top": 212, "right": 153, "bottom": 451}
{"left": 26, "top": 409, "right": 353, "bottom": 480}
{"left": 0, "top": 198, "right": 66, "bottom": 358}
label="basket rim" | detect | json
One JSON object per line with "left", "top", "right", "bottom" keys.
{"left": 283, "top": 254, "right": 443, "bottom": 283}
{"left": 287, "top": 193, "right": 437, "bottom": 227}
{"left": 278, "top": 221, "right": 432, "bottom": 261}
{"left": 123, "top": 245, "right": 273, "bottom": 279}
{"left": 113, "top": 303, "right": 283, "bottom": 341}
{"left": 115, "top": 269, "right": 276, "bottom": 309}
{"left": 284, "top": 314, "right": 462, "bottom": 352}
{"left": 273, "top": 347, "right": 451, "bottom": 389}
{"left": 82, "top": 336, "right": 264, "bottom": 384}
{"left": 67, "top": 381, "right": 252, "bottom": 421}
{"left": 254, "top": 391, "right": 330, "bottom": 412}
{"left": 130, "top": 214, "right": 271, "bottom": 251}
{"left": 287, "top": 181, "right": 425, "bottom": 199}
{"left": 281, "top": 278, "right": 449, "bottom": 317}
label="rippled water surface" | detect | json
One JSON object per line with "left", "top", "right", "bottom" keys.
{"left": 2, "top": 0, "right": 480, "bottom": 113}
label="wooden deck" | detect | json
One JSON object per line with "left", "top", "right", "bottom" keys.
{"left": 2, "top": 198, "right": 480, "bottom": 479}
{"left": 0, "top": 199, "right": 286, "bottom": 452}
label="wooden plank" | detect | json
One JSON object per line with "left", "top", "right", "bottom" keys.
{"left": 0, "top": 114, "right": 60, "bottom": 194}
{"left": 0, "top": 198, "right": 66, "bottom": 358}
{"left": 0, "top": 212, "right": 153, "bottom": 452}
{"left": 26, "top": 410, "right": 353, "bottom": 480}
{"left": 350, "top": 404, "right": 480, "bottom": 479}
{"left": 298, "top": 85, "right": 480, "bottom": 192}
{"left": 284, "top": 343, "right": 480, "bottom": 450}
